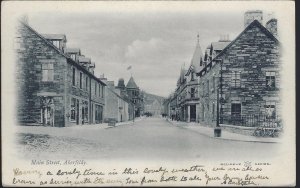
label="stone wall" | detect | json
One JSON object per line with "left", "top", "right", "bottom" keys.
{"left": 16, "top": 22, "right": 67, "bottom": 127}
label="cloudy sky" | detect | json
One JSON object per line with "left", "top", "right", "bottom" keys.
{"left": 25, "top": 3, "right": 275, "bottom": 97}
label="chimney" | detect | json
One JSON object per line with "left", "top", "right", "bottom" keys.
{"left": 117, "top": 78, "right": 125, "bottom": 90}
{"left": 266, "top": 18, "right": 277, "bottom": 37}
{"left": 107, "top": 81, "right": 115, "bottom": 87}
{"left": 244, "top": 10, "right": 263, "bottom": 28}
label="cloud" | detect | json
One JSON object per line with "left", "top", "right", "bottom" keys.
{"left": 125, "top": 38, "right": 167, "bottom": 61}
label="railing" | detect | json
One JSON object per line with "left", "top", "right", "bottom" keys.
{"left": 221, "top": 114, "right": 281, "bottom": 128}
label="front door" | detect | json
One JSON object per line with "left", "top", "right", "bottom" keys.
{"left": 76, "top": 99, "right": 79, "bottom": 125}
{"left": 41, "top": 97, "right": 54, "bottom": 126}
{"left": 190, "top": 105, "right": 196, "bottom": 122}
{"left": 81, "top": 106, "right": 85, "bottom": 125}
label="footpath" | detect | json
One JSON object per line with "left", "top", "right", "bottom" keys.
{"left": 166, "top": 119, "right": 280, "bottom": 143}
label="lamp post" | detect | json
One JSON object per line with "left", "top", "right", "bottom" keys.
{"left": 214, "top": 59, "right": 223, "bottom": 137}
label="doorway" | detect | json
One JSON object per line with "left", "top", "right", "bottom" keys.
{"left": 190, "top": 105, "right": 196, "bottom": 122}
{"left": 76, "top": 99, "right": 79, "bottom": 125}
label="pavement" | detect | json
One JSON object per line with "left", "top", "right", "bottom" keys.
{"left": 166, "top": 118, "right": 281, "bottom": 143}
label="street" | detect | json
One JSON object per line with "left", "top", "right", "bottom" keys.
{"left": 16, "top": 117, "right": 279, "bottom": 161}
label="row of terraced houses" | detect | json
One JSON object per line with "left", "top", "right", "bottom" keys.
{"left": 164, "top": 10, "right": 281, "bottom": 131}
{"left": 15, "top": 21, "right": 144, "bottom": 127}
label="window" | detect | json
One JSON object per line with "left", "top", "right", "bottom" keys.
{"left": 79, "top": 72, "right": 83, "bottom": 89}
{"left": 102, "top": 86, "right": 104, "bottom": 98}
{"left": 72, "top": 67, "right": 76, "bottom": 86}
{"left": 265, "top": 101, "right": 276, "bottom": 119}
{"left": 99, "top": 84, "right": 101, "bottom": 97}
{"left": 42, "top": 63, "right": 54, "bottom": 81}
{"left": 212, "top": 76, "right": 215, "bottom": 92}
{"left": 86, "top": 77, "right": 89, "bottom": 91}
{"left": 52, "top": 40, "right": 60, "bottom": 49}
{"left": 191, "top": 88, "right": 195, "bottom": 98}
{"left": 95, "top": 81, "right": 97, "bottom": 95}
{"left": 206, "top": 80, "right": 209, "bottom": 94}
{"left": 266, "top": 72, "right": 276, "bottom": 90}
{"left": 231, "top": 103, "right": 241, "bottom": 117}
{"left": 212, "top": 103, "right": 215, "bottom": 119}
{"left": 191, "top": 72, "right": 195, "bottom": 81}
{"left": 231, "top": 71, "right": 241, "bottom": 88}
{"left": 70, "top": 98, "right": 76, "bottom": 121}
{"left": 70, "top": 54, "right": 76, "bottom": 61}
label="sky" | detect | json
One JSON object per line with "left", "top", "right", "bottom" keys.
{"left": 25, "top": 6, "right": 275, "bottom": 97}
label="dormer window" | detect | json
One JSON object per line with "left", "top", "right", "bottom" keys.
{"left": 52, "top": 40, "right": 60, "bottom": 49}
{"left": 70, "top": 54, "right": 76, "bottom": 61}
{"left": 191, "top": 72, "right": 195, "bottom": 81}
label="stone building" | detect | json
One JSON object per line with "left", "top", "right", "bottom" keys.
{"left": 125, "top": 76, "right": 144, "bottom": 117}
{"left": 102, "top": 80, "right": 132, "bottom": 122}
{"left": 196, "top": 19, "right": 280, "bottom": 128}
{"left": 15, "top": 21, "right": 106, "bottom": 127}
{"left": 175, "top": 35, "right": 204, "bottom": 122}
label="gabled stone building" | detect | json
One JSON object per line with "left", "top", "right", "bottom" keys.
{"left": 196, "top": 18, "right": 280, "bottom": 128}
{"left": 15, "top": 21, "right": 106, "bottom": 127}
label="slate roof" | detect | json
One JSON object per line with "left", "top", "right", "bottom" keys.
{"left": 42, "top": 34, "right": 66, "bottom": 41}
{"left": 211, "top": 41, "right": 231, "bottom": 51}
{"left": 213, "top": 20, "right": 279, "bottom": 61}
{"left": 21, "top": 22, "right": 106, "bottom": 86}
{"left": 178, "top": 68, "right": 187, "bottom": 84}
{"left": 65, "top": 48, "right": 81, "bottom": 54}
{"left": 126, "top": 76, "right": 138, "bottom": 89}
{"left": 78, "top": 56, "right": 91, "bottom": 63}
{"left": 186, "top": 38, "right": 204, "bottom": 76}
{"left": 197, "top": 20, "right": 279, "bottom": 76}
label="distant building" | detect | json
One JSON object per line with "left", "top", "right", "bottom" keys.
{"left": 15, "top": 21, "right": 106, "bottom": 127}
{"left": 144, "top": 93, "right": 164, "bottom": 116}
{"left": 125, "top": 76, "right": 144, "bottom": 117}
{"left": 103, "top": 80, "right": 132, "bottom": 122}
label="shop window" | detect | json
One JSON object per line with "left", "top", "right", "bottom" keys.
{"left": 70, "top": 98, "right": 76, "bottom": 121}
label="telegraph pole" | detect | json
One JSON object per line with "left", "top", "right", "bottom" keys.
{"left": 214, "top": 59, "right": 222, "bottom": 137}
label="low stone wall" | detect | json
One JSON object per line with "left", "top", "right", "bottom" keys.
{"left": 220, "top": 124, "right": 256, "bottom": 136}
